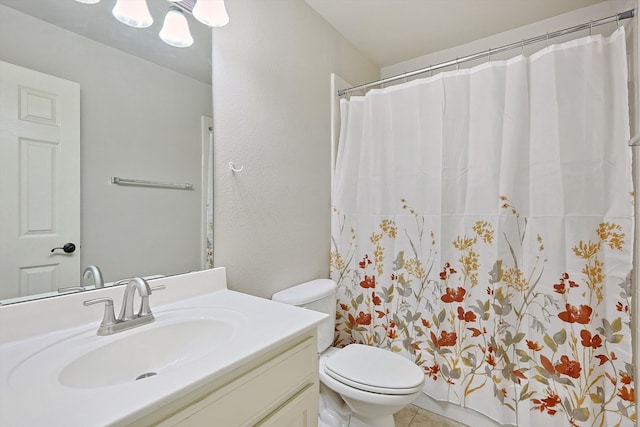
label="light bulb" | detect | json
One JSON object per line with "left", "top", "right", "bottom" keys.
{"left": 193, "top": 0, "right": 229, "bottom": 27}
{"left": 159, "top": 7, "right": 194, "bottom": 48}
{"left": 74, "top": 0, "right": 100, "bottom": 3}
{"left": 112, "top": 0, "right": 153, "bottom": 28}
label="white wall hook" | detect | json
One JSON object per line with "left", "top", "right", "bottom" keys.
{"left": 229, "top": 162, "right": 244, "bottom": 172}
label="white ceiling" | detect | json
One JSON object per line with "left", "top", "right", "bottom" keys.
{"left": 1, "top": 0, "right": 605, "bottom": 82}
{"left": 304, "top": 0, "right": 604, "bottom": 68}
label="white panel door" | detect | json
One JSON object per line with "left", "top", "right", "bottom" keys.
{"left": 0, "top": 61, "right": 80, "bottom": 299}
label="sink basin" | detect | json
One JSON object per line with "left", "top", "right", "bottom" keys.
{"left": 60, "top": 318, "right": 229, "bottom": 388}
{"left": 8, "top": 307, "right": 247, "bottom": 390}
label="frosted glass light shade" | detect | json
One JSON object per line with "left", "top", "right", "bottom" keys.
{"left": 193, "top": 0, "right": 229, "bottom": 27}
{"left": 75, "top": 0, "right": 100, "bottom": 3}
{"left": 159, "top": 8, "right": 194, "bottom": 48}
{"left": 112, "top": 0, "right": 153, "bottom": 28}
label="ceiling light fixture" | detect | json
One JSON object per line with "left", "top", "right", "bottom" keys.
{"left": 112, "top": 0, "right": 154, "bottom": 28}
{"left": 193, "top": 0, "right": 230, "bottom": 27}
{"left": 77, "top": 0, "right": 229, "bottom": 48}
{"left": 159, "top": 7, "right": 194, "bottom": 48}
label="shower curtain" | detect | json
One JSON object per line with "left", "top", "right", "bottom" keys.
{"left": 205, "top": 133, "right": 214, "bottom": 268}
{"left": 331, "top": 28, "right": 635, "bottom": 426}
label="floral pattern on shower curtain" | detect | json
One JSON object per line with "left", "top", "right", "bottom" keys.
{"left": 330, "top": 28, "right": 635, "bottom": 426}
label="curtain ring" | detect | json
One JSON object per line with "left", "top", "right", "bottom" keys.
{"left": 430, "top": 64, "right": 433, "bottom": 77}
{"left": 403, "top": 72, "right": 408, "bottom": 84}
{"left": 546, "top": 33, "right": 550, "bottom": 48}
{"left": 521, "top": 39, "right": 525, "bottom": 55}
{"left": 488, "top": 48, "right": 492, "bottom": 63}
{"left": 616, "top": 14, "right": 620, "bottom": 29}
{"left": 589, "top": 20, "right": 593, "bottom": 36}
{"left": 456, "top": 58, "right": 459, "bottom": 70}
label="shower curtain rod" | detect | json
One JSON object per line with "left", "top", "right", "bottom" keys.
{"left": 338, "top": 9, "right": 635, "bottom": 97}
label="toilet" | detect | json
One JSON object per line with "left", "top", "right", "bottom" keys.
{"left": 272, "top": 279, "right": 425, "bottom": 427}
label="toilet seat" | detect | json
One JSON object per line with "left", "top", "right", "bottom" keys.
{"left": 323, "top": 344, "right": 424, "bottom": 395}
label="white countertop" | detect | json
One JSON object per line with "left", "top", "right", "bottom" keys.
{"left": 0, "top": 268, "right": 326, "bottom": 427}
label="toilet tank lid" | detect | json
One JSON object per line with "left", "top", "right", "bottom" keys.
{"left": 272, "top": 279, "right": 337, "bottom": 305}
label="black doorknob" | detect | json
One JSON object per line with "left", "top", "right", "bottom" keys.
{"left": 51, "top": 243, "right": 77, "bottom": 253}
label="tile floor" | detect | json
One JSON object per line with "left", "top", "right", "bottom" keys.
{"left": 394, "top": 405, "right": 468, "bottom": 427}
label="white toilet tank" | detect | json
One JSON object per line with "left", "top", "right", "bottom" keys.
{"left": 272, "top": 279, "right": 337, "bottom": 353}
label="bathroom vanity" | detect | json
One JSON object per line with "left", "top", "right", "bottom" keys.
{"left": 0, "top": 268, "right": 326, "bottom": 426}
{"left": 144, "top": 334, "right": 318, "bottom": 426}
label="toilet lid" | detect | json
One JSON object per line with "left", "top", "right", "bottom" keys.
{"left": 324, "top": 344, "right": 425, "bottom": 395}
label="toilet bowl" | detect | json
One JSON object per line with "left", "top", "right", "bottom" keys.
{"left": 272, "top": 279, "right": 425, "bottom": 427}
{"left": 318, "top": 345, "right": 424, "bottom": 427}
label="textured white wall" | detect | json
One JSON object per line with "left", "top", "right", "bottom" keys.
{"left": 212, "top": 0, "right": 378, "bottom": 298}
{"left": 0, "top": 5, "right": 212, "bottom": 285}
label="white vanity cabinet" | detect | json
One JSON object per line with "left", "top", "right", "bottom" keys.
{"left": 0, "top": 269, "right": 326, "bottom": 427}
{"left": 132, "top": 332, "right": 319, "bottom": 427}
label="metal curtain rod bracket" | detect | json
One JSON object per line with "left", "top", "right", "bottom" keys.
{"left": 338, "top": 9, "right": 635, "bottom": 97}
{"left": 111, "top": 176, "right": 193, "bottom": 190}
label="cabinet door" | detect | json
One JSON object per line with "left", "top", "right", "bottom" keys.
{"left": 256, "top": 385, "right": 318, "bottom": 427}
{"left": 160, "top": 337, "right": 318, "bottom": 427}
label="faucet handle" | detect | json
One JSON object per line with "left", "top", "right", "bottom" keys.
{"left": 84, "top": 297, "right": 117, "bottom": 329}
{"left": 83, "top": 297, "right": 113, "bottom": 307}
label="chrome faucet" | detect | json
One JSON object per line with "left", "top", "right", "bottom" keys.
{"left": 83, "top": 265, "right": 104, "bottom": 289}
{"left": 57, "top": 265, "right": 104, "bottom": 294}
{"left": 118, "top": 277, "right": 152, "bottom": 321}
{"left": 83, "top": 277, "right": 164, "bottom": 336}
